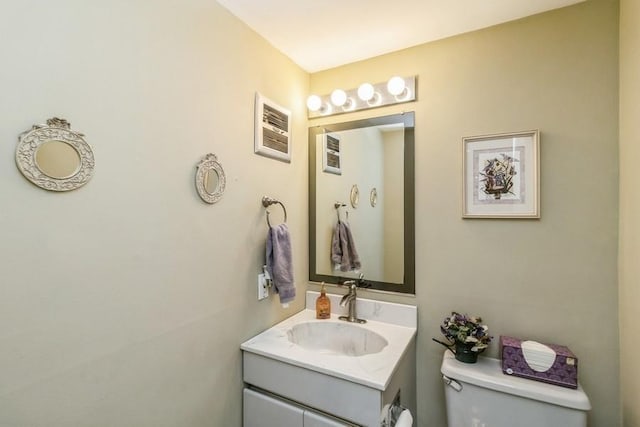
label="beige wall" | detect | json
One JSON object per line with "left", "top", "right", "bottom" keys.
{"left": 619, "top": 0, "right": 640, "bottom": 425}
{"left": 310, "top": 1, "right": 620, "bottom": 426}
{"left": 0, "top": 1, "right": 308, "bottom": 426}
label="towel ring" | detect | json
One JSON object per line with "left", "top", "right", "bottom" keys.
{"left": 262, "top": 196, "right": 287, "bottom": 227}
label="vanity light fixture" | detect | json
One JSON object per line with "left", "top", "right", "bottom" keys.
{"left": 307, "top": 75, "right": 416, "bottom": 118}
{"left": 357, "top": 82, "right": 382, "bottom": 106}
{"left": 307, "top": 94, "right": 333, "bottom": 115}
{"left": 330, "top": 89, "right": 347, "bottom": 106}
{"left": 330, "top": 89, "right": 355, "bottom": 111}
{"left": 306, "top": 94, "right": 322, "bottom": 111}
{"left": 387, "top": 76, "right": 406, "bottom": 95}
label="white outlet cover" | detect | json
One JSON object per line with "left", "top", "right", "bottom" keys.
{"left": 258, "top": 274, "right": 269, "bottom": 300}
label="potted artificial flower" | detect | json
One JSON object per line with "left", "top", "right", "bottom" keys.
{"left": 433, "top": 311, "right": 493, "bottom": 363}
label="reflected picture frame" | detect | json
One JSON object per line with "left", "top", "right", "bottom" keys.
{"left": 322, "top": 133, "right": 341, "bottom": 175}
{"left": 462, "top": 130, "right": 540, "bottom": 218}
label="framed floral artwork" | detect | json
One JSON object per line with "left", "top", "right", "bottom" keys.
{"left": 462, "top": 130, "right": 540, "bottom": 218}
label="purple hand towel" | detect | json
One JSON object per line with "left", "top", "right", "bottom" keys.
{"left": 330, "top": 221, "right": 361, "bottom": 272}
{"left": 266, "top": 223, "right": 295, "bottom": 304}
{"left": 340, "top": 221, "right": 361, "bottom": 272}
{"left": 331, "top": 222, "right": 343, "bottom": 265}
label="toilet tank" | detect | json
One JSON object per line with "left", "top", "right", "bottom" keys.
{"left": 440, "top": 350, "right": 590, "bottom": 427}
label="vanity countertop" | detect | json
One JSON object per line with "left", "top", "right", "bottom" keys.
{"left": 240, "top": 292, "right": 417, "bottom": 391}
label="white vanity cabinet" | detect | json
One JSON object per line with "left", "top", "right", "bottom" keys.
{"left": 243, "top": 389, "right": 303, "bottom": 426}
{"left": 241, "top": 292, "right": 417, "bottom": 427}
{"left": 243, "top": 388, "right": 352, "bottom": 427}
{"left": 242, "top": 343, "right": 415, "bottom": 427}
{"left": 305, "top": 410, "right": 351, "bottom": 427}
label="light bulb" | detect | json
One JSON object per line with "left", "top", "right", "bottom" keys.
{"left": 357, "top": 83, "right": 375, "bottom": 101}
{"left": 306, "top": 95, "right": 322, "bottom": 112}
{"left": 330, "top": 89, "right": 347, "bottom": 107}
{"left": 342, "top": 97, "right": 355, "bottom": 111}
{"left": 321, "top": 104, "right": 333, "bottom": 115}
{"left": 387, "top": 76, "right": 406, "bottom": 96}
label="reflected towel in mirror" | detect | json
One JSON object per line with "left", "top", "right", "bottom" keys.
{"left": 331, "top": 221, "right": 361, "bottom": 272}
{"left": 266, "top": 223, "right": 296, "bottom": 305}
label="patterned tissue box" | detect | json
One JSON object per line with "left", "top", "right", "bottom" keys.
{"left": 500, "top": 335, "right": 578, "bottom": 389}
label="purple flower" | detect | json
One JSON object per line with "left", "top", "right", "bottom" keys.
{"left": 439, "top": 311, "right": 492, "bottom": 352}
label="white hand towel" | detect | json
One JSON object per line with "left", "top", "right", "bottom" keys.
{"left": 395, "top": 409, "right": 413, "bottom": 427}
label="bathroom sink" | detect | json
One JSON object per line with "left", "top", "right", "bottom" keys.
{"left": 241, "top": 292, "right": 417, "bottom": 427}
{"left": 241, "top": 290, "right": 417, "bottom": 391}
{"left": 287, "top": 321, "right": 388, "bottom": 356}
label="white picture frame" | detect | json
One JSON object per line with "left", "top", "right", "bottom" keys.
{"left": 462, "top": 130, "right": 540, "bottom": 218}
{"left": 254, "top": 93, "right": 291, "bottom": 162}
{"left": 322, "top": 133, "right": 341, "bottom": 175}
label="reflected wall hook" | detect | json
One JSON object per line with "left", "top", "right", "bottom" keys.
{"left": 334, "top": 202, "right": 348, "bottom": 222}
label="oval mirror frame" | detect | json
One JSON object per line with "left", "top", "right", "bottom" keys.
{"left": 370, "top": 188, "right": 378, "bottom": 207}
{"left": 195, "top": 153, "right": 226, "bottom": 204}
{"left": 350, "top": 184, "right": 360, "bottom": 208}
{"left": 16, "top": 117, "right": 95, "bottom": 192}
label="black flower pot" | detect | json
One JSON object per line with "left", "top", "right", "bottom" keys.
{"left": 454, "top": 342, "right": 479, "bottom": 363}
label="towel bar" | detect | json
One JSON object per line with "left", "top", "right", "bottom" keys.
{"left": 262, "top": 196, "right": 287, "bottom": 227}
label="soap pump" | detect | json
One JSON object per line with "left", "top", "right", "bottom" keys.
{"left": 316, "top": 282, "right": 331, "bottom": 319}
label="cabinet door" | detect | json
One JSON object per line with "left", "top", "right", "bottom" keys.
{"left": 243, "top": 388, "right": 303, "bottom": 427}
{"left": 304, "top": 410, "right": 353, "bottom": 427}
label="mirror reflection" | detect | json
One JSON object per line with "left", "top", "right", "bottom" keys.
{"left": 35, "top": 140, "right": 81, "bottom": 179}
{"left": 350, "top": 184, "right": 360, "bottom": 208}
{"left": 309, "top": 112, "right": 415, "bottom": 294}
{"left": 204, "top": 169, "right": 220, "bottom": 195}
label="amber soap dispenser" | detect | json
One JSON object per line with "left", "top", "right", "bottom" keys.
{"left": 316, "top": 283, "right": 331, "bottom": 319}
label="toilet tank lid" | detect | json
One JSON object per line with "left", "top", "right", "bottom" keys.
{"left": 440, "top": 350, "right": 591, "bottom": 411}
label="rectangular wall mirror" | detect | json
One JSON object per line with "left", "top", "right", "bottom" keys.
{"left": 309, "top": 112, "right": 415, "bottom": 294}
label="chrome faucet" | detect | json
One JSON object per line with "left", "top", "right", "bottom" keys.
{"left": 339, "top": 280, "right": 366, "bottom": 324}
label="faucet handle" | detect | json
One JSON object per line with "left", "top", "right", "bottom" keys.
{"left": 340, "top": 280, "right": 357, "bottom": 290}
{"left": 356, "top": 274, "right": 371, "bottom": 288}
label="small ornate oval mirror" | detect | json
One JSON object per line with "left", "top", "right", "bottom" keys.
{"left": 16, "top": 117, "right": 95, "bottom": 191}
{"left": 350, "top": 184, "right": 360, "bottom": 208}
{"left": 35, "top": 140, "right": 81, "bottom": 178}
{"left": 370, "top": 188, "right": 378, "bottom": 207}
{"left": 195, "top": 153, "right": 226, "bottom": 204}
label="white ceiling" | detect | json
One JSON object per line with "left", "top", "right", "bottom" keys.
{"left": 216, "top": 0, "right": 585, "bottom": 72}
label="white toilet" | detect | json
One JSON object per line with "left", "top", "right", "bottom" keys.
{"left": 441, "top": 350, "right": 591, "bottom": 427}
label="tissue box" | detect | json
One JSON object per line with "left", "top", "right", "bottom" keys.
{"left": 500, "top": 335, "right": 578, "bottom": 389}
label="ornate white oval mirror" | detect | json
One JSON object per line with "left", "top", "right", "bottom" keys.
{"left": 16, "top": 117, "right": 95, "bottom": 191}
{"left": 370, "top": 188, "right": 378, "bottom": 207}
{"left": 195, "top": 153, "right": 226, "bottom": 204}
{"left": 350, "top": 184, "right": 360, "bottom": 208}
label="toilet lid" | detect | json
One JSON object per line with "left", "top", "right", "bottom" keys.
{"left": 440, "top": 350, "right": 591, "bottom": 411}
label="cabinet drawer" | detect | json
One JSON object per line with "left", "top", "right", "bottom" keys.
{"left": 244, "top": 388, "right": 303, "bottom": 427}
